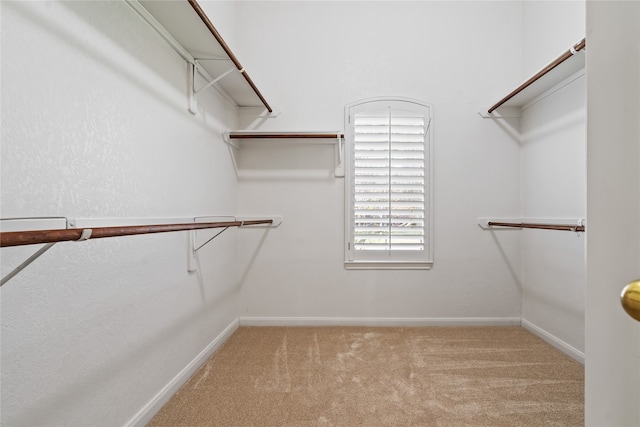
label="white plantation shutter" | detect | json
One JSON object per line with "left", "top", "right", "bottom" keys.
{"left": 345, "top": 98, "right": 433, "bottom": 268}
{"left": 353, "top": 113, "right": 426, "bottom": 251}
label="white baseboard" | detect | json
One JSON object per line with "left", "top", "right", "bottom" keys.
{"left": 239, "top": 316, "right": 521, "bottom": 327}
{"left": 521, "top": 319, "right": 584, "bottom": 364}
{"left": 126, "top": 318, "right": 240, "bottom": 427}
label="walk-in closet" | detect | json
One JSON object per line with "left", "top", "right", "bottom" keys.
{"left": 1, "top": 1, "right": 638, "bottom": 426}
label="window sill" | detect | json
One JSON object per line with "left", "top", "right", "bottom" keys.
{"left": 344, "top": 261, "right": 433, "bottom": 270}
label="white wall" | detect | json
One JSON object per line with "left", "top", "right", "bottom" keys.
{"left": 520, "top": 1, "right": 586, "bottom": 358}
{"left": 234, "top": 1, "right": 524, "bottom": 324}
{"left": 522, "top": 1, "right": 586, "bottom": 77}
{"left": 0, "top": 1, "right": 243, "bottom": 425}
{"left": 519, "top": 76, "right": 586, "bottom": 357}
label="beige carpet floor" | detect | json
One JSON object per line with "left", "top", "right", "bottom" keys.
{"left": 148, "top": 326, "right": 584, "bottom": 426}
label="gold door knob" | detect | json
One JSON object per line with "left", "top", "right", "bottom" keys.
{"left": 621, "top": 280, "right": 640, "bottom": 322}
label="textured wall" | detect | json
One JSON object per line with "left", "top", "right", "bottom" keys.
{"left": 520, "top": 0, "right": 586, "bottom": 357}
{"left": 234, "top": 1, "right": 524, "bottom": 322}
{"left": 520, "top": 77, "right": 586, "bottom": 356}
{"left": 1, "top": 1, "right": 242, "bottom": 425}
{"left": 522, "top": 1, "right": 586, "bottom": 78}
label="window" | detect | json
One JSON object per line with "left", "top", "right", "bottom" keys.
{"left": 344, "top": 98, "right": 433, "bottom": 269}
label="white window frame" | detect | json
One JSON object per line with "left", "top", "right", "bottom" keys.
{"left": 344, "top": 97, "right": 433, "bottom": 270}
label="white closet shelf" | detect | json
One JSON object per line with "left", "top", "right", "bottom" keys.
{"left": 127, "top": 0, "right": 271, "bottom": 113}
{"left": 1, "top": 216, "right": 279, "bottom": 285}
{"left": 478, "top": 218, "right": 585, "bottom": 233}
{"left": 480, "top": 38, "right": 585, "bottom": 117}
{"left": 224, "top": 131, "right": 346, "bottom": 177}
{"left": 227, "top": 131, "right": 345, "bottom": 140}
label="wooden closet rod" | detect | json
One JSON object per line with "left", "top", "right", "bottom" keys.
{"left": 487, "top": 221, "right": 585, "bottom": 232}
{"left": 229, "top": 132, "right": 345, "bottom": 139}
{"left": 187, "top": 0, "right": 273, "bottom": 113}
{"left": 487, "top": 38, "right": 586, "bottom": 113}
{"left": 0, "top": 220, "right": 272, "bottom": 248}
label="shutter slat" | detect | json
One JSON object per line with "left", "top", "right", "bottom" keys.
{"left": 356, "top": 227, "right": 425, "bottom": 234}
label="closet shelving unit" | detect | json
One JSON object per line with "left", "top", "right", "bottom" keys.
{"left": 226, "top": 131, "right": 347, "bottom": 176}
{"left": 228, "top": 132, "right": 345, "bottom": 140}
{"left": 2, "top": 2, "right": 280, "bottom": 286}
{"left": 478, "top": 220, "right": 585, "bottom": 233}
{"left": 0, "top": 220, "right": 273, "bottom": 248}
{"left": 0, "top": 218, "right": 275, "bottom": 286}
{"left": 126, "top": 0, "right": 272, "bottom": 114}
{"left": 480, "top": 38, "right": 586, "bottom": 117}
{"left": 479, "top": 38, "right": 587, "bottom": 233}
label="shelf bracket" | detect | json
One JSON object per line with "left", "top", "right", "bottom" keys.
{"left": 1, "top": 217, "right": 68, "bottom": 286}
{"left": 0, "top": 243, "right": 56, "bottom": 286}
{"left": 221, "top": 131, "right": 240, "bottom": 149}
{"left": 187, "top": 215, "right": 282, "bottom": 272}
{"left": 193, "top": 227, "right": 230, "bottom": 253}
{"left": 188, "top": 61, "right": 240, "bottom": 114}
{"left": 335, "top": 132, "right": 344, "bottom": 177}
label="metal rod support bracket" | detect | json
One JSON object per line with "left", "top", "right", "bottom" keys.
{"left": 193, "top": 227, "right": 230, "bottom": 253}
{"left": 335, "top": 132, "right": 345, "bottom": 177}
{"left": 194, "top": 62, "right": 237, "bottom": 95}
{"left": 188, "top": 61, "right": 242, "bottom": 114}
{"left": 0, "top": 243, "right": 56, "bottom": 286}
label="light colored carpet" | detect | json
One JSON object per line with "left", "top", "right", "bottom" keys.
{"left": 148, "top": 326, "right": 584, "bottom": 426}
